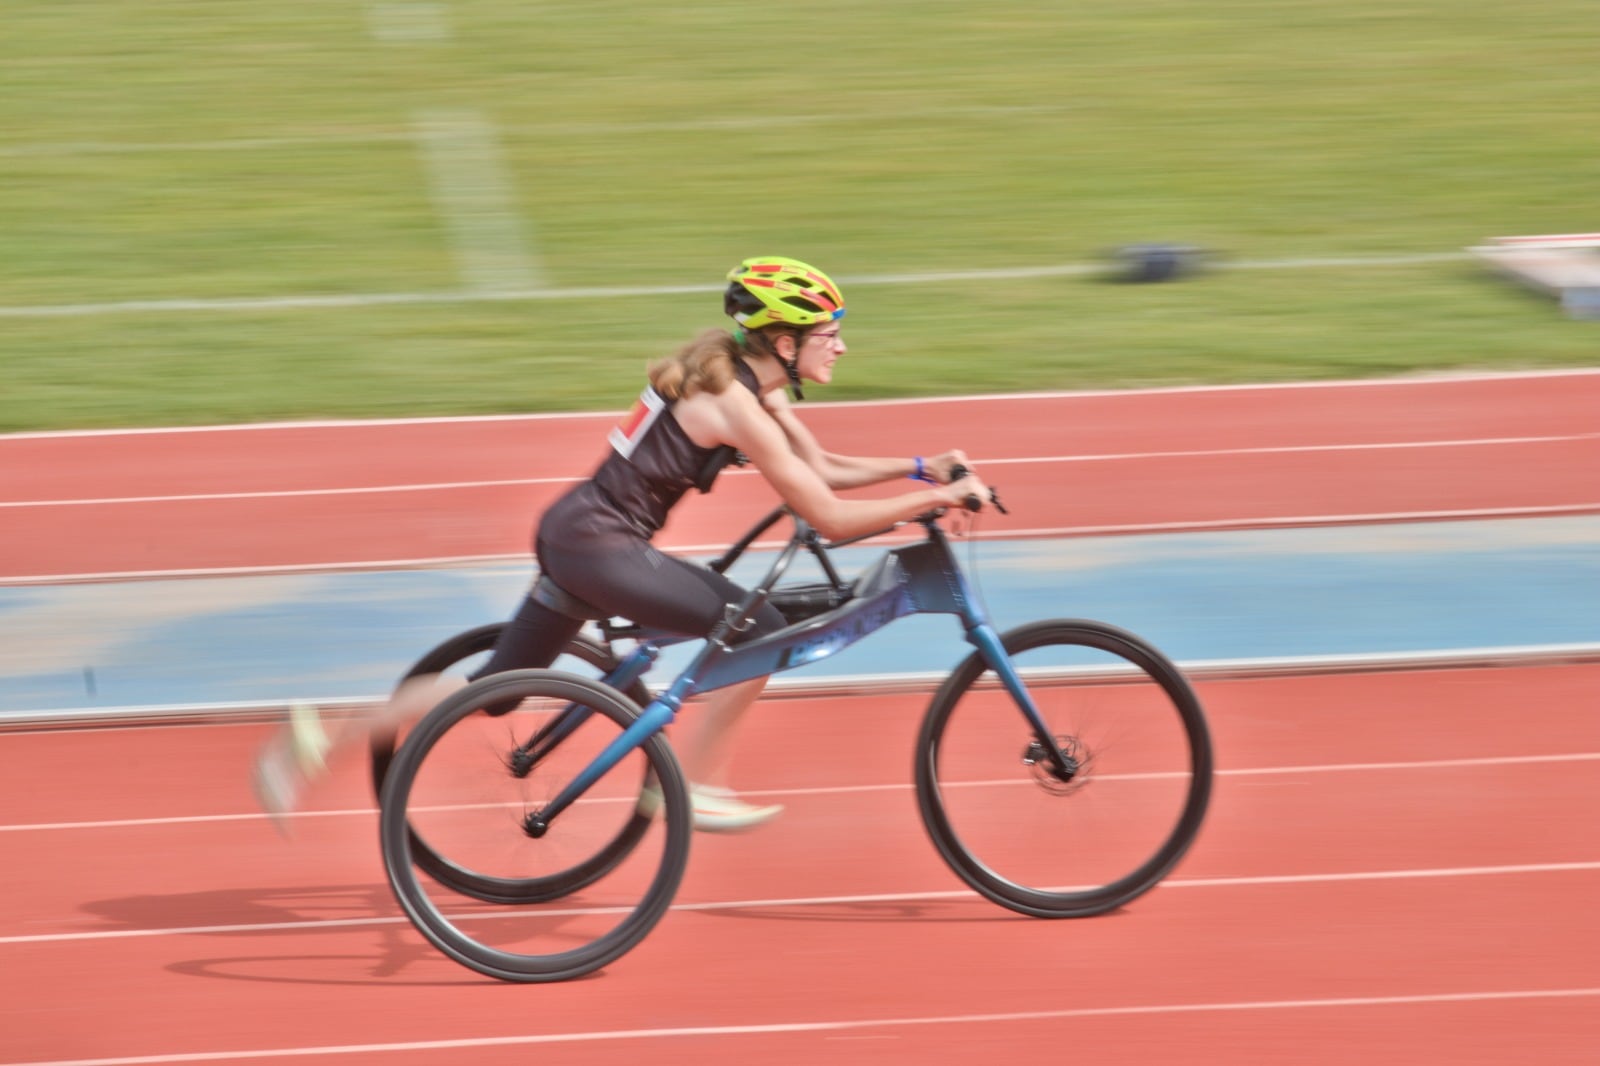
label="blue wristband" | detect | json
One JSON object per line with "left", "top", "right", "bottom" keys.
{"left": 910, "top": 456, "right": 933, "bottom": 483}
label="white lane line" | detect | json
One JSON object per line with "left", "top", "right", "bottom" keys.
{"left": 3, "top": 434, "right": 1595, "bottom": 510}
{"left": 15, "top": 985, "right": 1600, "bottom": 1065}
{"left": 986, "top": 502, "right": 1600, "bottom": 539}
{"left": 6, "top": 750, "right": 1597, "bottom": 834}
{"left": 4, "top": 504, "right": 1600, "bottom": 586}
{"left": 413, "top": 109, "right": 542, "bottom": 292}
{"left": 6, "top": 502, "right": 1600, "bottom": 585}
{"left": 0, "top": 475, "right": 577, "bottom": 509}
{"left": 9, "top": 987, "right": 1600, "bottom": 1065}
{"left": 4, "top": 368, "right": 1596, "bottom": 440}
{"left": 366, "top": 2, "right": 449, "bottom": 42}
{"left": 3, "top": 862, "right": 1598, "bottom": 947}
{"left": 0, "top": 104, "right": 1078, "bottom": 160}
{"left": 7, "top": 645, "right": 1598, "bottom": 726}
{"left": 0, "top": 251, "right": 1470, "bottom": 319}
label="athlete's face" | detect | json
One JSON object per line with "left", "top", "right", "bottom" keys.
{"left": 795, "top": 325, "right": 846, "bottom": 385}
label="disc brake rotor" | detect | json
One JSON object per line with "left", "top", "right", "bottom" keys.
{"left": 1023, "top": 735, "right": 1092, "bottom": 796}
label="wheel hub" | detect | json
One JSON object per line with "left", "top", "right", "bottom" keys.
{"left": 507, "top": 747, "right": 536, "bottom": 778}
{"left": 1022, "top": 735, "right": 1091, "bottom": 796}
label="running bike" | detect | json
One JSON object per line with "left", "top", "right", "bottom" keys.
{"left": 374, "top": 475, "right": 1214, "bottom": 982}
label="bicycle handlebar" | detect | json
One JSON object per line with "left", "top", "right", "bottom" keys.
{"left": 949, "top": 464, "right": 1008, "bottom": 515}
{"left": 706, "top": 463, "right": 1008, "bottom": 572}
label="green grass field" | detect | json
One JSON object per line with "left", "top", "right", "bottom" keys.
{"left": 3, "top": 1, "right": 1595, "bottom": 430}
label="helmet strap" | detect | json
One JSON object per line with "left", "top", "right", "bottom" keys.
{"left": 783, "top": 357, "right": 805, "bottom": 402}
{"left": 755, "top": 328, "right": 806, "bottom": 401}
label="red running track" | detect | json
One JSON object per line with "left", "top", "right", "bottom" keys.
{"left": 2, "top": 663, "right": 1598, "bottom": 1063}
{"left": 1, "top": 371, "right": 1597, "bottom": 1064}
{"left": 1, "top": 371, "right": 1597, "bottom": 581}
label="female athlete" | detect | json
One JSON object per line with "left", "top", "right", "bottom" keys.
{"left": 255, "top": 256, "right": 989, "bottom": 831}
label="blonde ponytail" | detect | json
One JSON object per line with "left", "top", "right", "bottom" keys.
{"left": 648, "top": 329, "right": 740, "bottom": 401}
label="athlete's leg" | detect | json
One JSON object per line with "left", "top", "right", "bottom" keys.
{"left": 255, "top": 592, "right": 583, "bottom": 829}
{"left": 677, "top": 675, "right": 766, "bottom": 786}
{"left": 538, "top": 538, "right": 787, "bottom": 830}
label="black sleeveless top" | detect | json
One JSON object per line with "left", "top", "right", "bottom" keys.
{"left": 537, "top": 358, "right": 759, "bottom": 548}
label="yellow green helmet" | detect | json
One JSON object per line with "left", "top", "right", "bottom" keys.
{"left": 723, "top": 256, "right": 846, "bottom": 330}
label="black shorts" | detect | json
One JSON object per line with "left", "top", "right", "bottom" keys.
{"left": 471, "top": 532, "right": 786, "bottom": 680}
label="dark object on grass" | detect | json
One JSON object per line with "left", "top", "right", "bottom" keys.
{"left": 1109, "top": 244, "right": 1208, "bottom": 283}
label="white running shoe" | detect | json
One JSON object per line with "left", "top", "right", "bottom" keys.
{"left": 688, "top": 784, "right": 784, "bottom": 832}
{"left": 286, "top": 701, "right": 332, "bottom": 773}
{"left": 251, "top": 744, "right": 299, "bottom": 833}
{"left": 252, "top": 702, "right": 332, "bottom": 833}
{"left": 635, "top": 782, "right": 784, "bottom": 832}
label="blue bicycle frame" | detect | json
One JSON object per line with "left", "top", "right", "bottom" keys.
{"left": 521, "top": 512, "right": 1075, "bottom": 831}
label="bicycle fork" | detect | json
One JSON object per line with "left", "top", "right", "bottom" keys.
{"left": 965, "top": 622, "right": 1081, "bottom": 784}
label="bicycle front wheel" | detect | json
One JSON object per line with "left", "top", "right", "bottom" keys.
{"left": 915, "top": 620, "right": 1212, "bottom": 918}
{"left": 380, "top": 669, "right": 691, "bottom": 983}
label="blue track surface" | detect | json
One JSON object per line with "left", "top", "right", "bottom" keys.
{"left": 2, "top": 515, "right": 1597, "bottom": 719}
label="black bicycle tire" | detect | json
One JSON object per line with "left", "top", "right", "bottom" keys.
{"left": 370, "top": 623, "right": 657, "bottom": 905}
{"left": 380, "top": 669, "right": 691, "bottom": 982}
{"left": 914, "top": 619, "right": 1213, "bottom": 918}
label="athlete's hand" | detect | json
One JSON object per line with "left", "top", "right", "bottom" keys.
{"left": 943, "top": 469, "right": 991, "bottom": 512}
{"left": 925, "top": 450, "right": 972, "bottom": 484}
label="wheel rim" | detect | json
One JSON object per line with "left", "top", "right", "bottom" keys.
{"left": 372, "top": 627, "right": 655, "bottom": 903}
{"left": 381, "top": 670, "right": 691, "bottom": 981}
{"left": 918, "top": 622, "right": 1211, "bottom": 916}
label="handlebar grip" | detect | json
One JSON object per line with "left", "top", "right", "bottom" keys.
{"left": 948, "top": 462, "right": 1007, "bottom": 514}
{"left": 950, "top": 464, "right": 982, "bottom": 511}
{"left": 949, "top": 464, "right": 981, "bottom": 511}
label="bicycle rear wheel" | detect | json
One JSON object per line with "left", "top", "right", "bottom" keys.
{"left": 371, "top": 624, "right": 656, "bottom": 904}
{"left": 369, "top": 623, "right": 653, "bottom": 797}
{"left": 915, "top": 619, "right": 1212, "bottom": 918}
{"left": 380, "top": 669, "right": 691, "bottom": 983}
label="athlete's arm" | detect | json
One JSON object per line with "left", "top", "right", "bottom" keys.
{"left": 725, "top": 390, "right": 982, "bottom": 541}
{"left": 760, "top": 389, "right": 971, "bottom": 489}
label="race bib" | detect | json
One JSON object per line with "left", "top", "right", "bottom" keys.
{"left": 608, "top": 387, "right": 665, "bottom": 460}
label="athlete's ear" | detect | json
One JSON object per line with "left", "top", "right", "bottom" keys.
{"left": 773, "top": 333, "right": 797, "bottom": 360}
